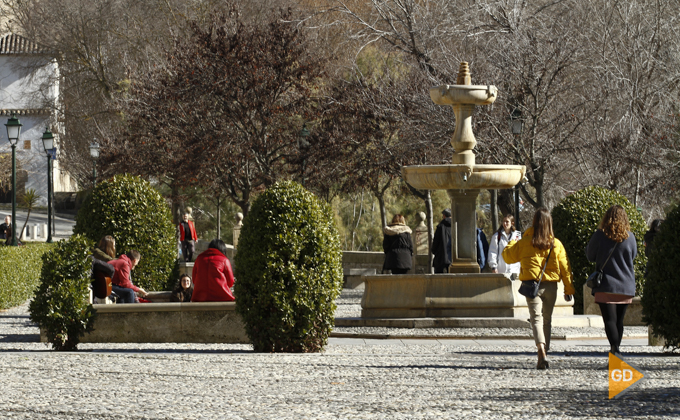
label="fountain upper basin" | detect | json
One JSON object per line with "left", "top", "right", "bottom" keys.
{"left": 429, "top": 84, "right": 498, "bottom": 106}
{"left": 402, "top": 164, "right": 526, "bottom": 190}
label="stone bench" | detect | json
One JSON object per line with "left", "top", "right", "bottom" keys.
{"left": 77, "top": 301, "right": 249, "bottom": 343}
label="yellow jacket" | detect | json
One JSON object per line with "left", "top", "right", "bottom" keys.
{"left": 502, "top": 227, "right": 575, "bottom": 295}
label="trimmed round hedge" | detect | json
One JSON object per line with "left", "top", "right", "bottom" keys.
{"left": 552, "top": 186, "right": 647, "bottom": 314}
{"left": 642, "top": 205, "right": 679, "bottom": 351}
{"left": 0, "top": 243, "right": 53, "bottom": 310}
{"left": 234, "top": 181, "right": 343, "bottom": 353}
{"left": 29, "top": 235, "right": 95, "bottom": 351}
{"left": 73, "top": 174, "right": 176, "bottom": 291}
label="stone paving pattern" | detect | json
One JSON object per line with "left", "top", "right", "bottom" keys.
{"left": 1, "top": 290, "right": 678, "bottom": 419}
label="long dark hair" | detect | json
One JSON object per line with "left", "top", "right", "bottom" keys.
{"left": 496, "top": 214, "right": 516, "bottom": 244}
{"left": 208, "top": 239, "right": 228, "bottom": 257}
{"left": 531, "top": 208, "right": 554, "bottom": 251}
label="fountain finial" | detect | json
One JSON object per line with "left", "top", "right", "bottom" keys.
{"left": 456, "top": 62, "right": 471, "bottom": 85}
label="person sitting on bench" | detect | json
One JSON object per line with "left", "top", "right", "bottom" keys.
{"left": 110, "top": 250, "right": 148, "bottom": 303}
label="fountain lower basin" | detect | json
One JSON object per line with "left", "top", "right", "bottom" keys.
{"left": 402, "top": 164, "right": 526, "bottom": 190}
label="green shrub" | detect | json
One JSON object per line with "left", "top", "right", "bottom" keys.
{"left": 552, "top": 186, "right": 647, "bottom": 313}
{"left": 642, "top": 205, "right": 679, "bottom": 351}
{"left": 0, "top": 243, "right": 53, "bottom": 309}
{"left": 234, "top": 181, "right": 343, "bottom": 352}
{"left": 29, "top": 235, "right": 95, "bottom": 351}
{"left": 73, "top": 174, "right": 176, "bottom": 291}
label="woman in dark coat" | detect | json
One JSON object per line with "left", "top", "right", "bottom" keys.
{"left": 171, "top": 274, "right": 194, "bottom": 302}
{"left": 586, "top": 205, "right": 637, "bottom": 355}
{"left": 383, "top": 214, "right": 413, "bottom": 274}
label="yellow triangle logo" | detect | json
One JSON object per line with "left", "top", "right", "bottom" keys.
{"left": 609, "top": 353, "right": 644, "bottom": 399}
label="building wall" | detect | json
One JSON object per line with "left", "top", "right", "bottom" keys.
{"left": 0, "top": 51, "right": 75, "bottom": 205}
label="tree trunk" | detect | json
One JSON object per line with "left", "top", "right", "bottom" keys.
{"left": 490, "top": 189, "right": 498, "bottom": 233}
{"left": 216, "top": 195, "right": 221, "bottom": 240}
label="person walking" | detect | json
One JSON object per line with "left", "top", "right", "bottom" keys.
{"left": 476, "top": 227, "right": 489, "bottom": 270}
{"left": 487, "top": 215, "right": 522, "bottom": 278}
{"left": 503, "top": 208, "right": 575, "bottom": 369}
{"left": 382, "top": 214, "right": 413, "bottom": 275}
{"left": 432, "top": 209, "right": 452, "bottom": 273}
{"left": 586, "top": 205, "right": 637, "bottom": 355}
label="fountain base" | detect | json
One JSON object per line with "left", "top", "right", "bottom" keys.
{"left": 360, "top": 274, "right": 574, "bottom": 318}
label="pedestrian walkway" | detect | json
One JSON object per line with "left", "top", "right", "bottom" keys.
{"left": 2, "top": 299, "right": 679, "bottom": 419}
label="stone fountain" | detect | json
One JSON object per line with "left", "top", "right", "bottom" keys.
{"left": 360, "top": 63, "right": 574, "bottom": 319}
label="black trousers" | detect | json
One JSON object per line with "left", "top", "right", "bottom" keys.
{"left": 181, "top": 240, "right": 195, "bottom": 262}
{"left": 598, "top": 303, "right": 629, "bottom": 353}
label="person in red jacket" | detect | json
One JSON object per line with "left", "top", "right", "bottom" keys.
{"left": 179, "top": 212, "right": 198, "bottom": 262}
{"left": 110, "top": 250, "right": 148, "bottom": 304}
{"left": 191, "top": 239, "right": 235, "bottom": 302}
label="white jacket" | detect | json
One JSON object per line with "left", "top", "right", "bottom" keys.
{"left": 487, "top": 230, "right": 522, "bottom": 274}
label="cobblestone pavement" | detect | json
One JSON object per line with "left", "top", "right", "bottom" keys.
{"left": 1, "top": 294, "right": 679, "bottom": 419}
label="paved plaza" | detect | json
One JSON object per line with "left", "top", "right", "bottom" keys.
{"left": 1, "top": 294, "right": 678, "bottom": 419}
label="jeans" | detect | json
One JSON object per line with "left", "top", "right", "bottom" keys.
{"left": 526, "top": 281, "right": 558, "bottom": 349}
{"left": 112, "top": 285, "right": 137, "bottom": 304}
{"left": 181, "top": 240, "right": 195, "bottom": 262}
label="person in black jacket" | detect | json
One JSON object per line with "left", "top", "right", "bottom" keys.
{"left": 171, "top": 274, "right": 194, "bottom": 302}
{"left": 383, "top": 214, "right": 413, "bottom": 274}
{"left": 432, "top": 209, "right": 452, "bottom": 273}
{"left": 586, "top": 205, "right": 637, "bottom": 355}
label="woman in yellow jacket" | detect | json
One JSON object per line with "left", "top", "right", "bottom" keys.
{"left": 503, "top": 208, "right": 576, "bottom": 369}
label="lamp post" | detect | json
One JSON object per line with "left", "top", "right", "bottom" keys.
{"left": 41, "top": 128, "right": 55, "bottom": 243}
{"left": 89, "top": 140, "right": 100, "bottom": 188}
{"left": 5, "top": 114, "right": 22, "bottom": 246}
{"left": 509, "top": 109, "right": 524, "bottom": 231}
{"left": 298, "top": 124, "right": 310, "bottom": 187}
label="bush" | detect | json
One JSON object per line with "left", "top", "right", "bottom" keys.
{"left": 0, "top": 243, "right": 53, "bottom": 309}
{"left": 642, "top": 205, "right": 680, "bottom": 351}
{"left": 552, "top": 186, "right": 647, "bottom": 313}
{"left": 234, "top": 181, "right": 343, "bottom": 352}
{"left": 73, "top": 174, "right": 176, "bottom": 291}
{"left": 29, "top": 235, "right": 95, "bottom": 351}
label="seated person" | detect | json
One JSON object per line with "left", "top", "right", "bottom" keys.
{"left": 109, "top": 250, "right": 148, "bottom": 304}
{"left": 191, "top": 239, "right": 235, "bottom": 302}
{"left": 91, "top": 257, "right": 115, "bottom": 302}
{"left": 171, "top": 274, "right": 194, "bottom": 302}
{"left": 93, "top": 235, "right": 116, "bottom": 262}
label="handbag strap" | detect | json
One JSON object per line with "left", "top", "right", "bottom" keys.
{"left": 599, "top": 242, "right": 618, "bottom": 272}
{"left": 536, "top": 245, "right": 553, "bottom": 286}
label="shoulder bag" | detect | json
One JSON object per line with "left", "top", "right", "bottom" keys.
{"left": 586, "top": 242, "right": 617, "bottom": 289}
{"left": 518, "top": 246, "right": 553, "bottom": 299}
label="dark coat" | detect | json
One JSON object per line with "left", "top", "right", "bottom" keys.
{"left": 586, "top": 230, "right": 637, "bottom": 296}
{"left": 432, "top": 217, "right": 452, "bottom": 271}
{"left": 477, "top": 228, "right": 489, "bottom": 269}
{"left": 383, "top": 224, "right": 413, "bottom": 271}
{"left": 171, "top": 286, "right": 193, "bottom": 302}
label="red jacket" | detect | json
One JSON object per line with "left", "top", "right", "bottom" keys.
{"left": 110, "top": 254, "right": 140, "bottom": 292}
{"left": 191, "top": 248, "right": 235, "bottom": 302}
{"left": 179, "top": 220, "right": 197, "bottom": 241}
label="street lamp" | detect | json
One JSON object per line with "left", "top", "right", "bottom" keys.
{"left": 298, "top": 124, "right": 310, "bottom": 187}
{"left": 509, "top": 109, "right": 524, "bottom": 231}
{"left": 41, "top": 128, "right": 55, "bottom": 243}
{"left": 5, "top": 114, "right": 22, "bottom": 246}
{"left": 89, "top": 140, "right": 100, "bottom": 188}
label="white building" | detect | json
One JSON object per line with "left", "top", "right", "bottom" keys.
{"left": 0, "top": 33, "right": 76, "bottom": 206}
